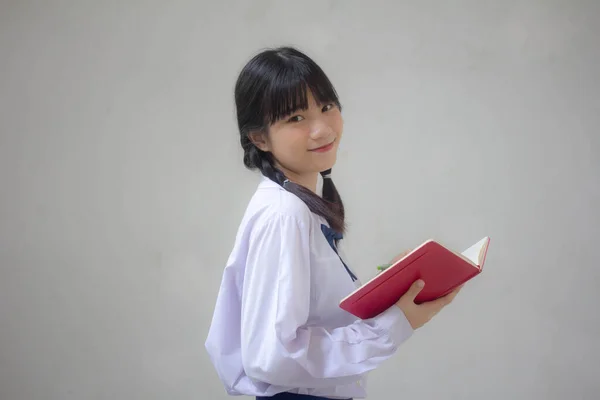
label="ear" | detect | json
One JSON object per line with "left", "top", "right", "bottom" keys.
{"left": 248, "top": 131, "right": 270, "bottom": 152}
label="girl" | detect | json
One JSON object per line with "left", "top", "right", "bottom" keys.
{"left": 205, "top": 46, "right": 461, "bottom": 400}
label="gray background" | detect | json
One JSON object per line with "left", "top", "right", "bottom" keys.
{"left": 1, "top": 1, "right": 599, "bottom": 399}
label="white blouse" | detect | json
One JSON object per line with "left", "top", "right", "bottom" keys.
{"left": 205, "top": 176, "right": 414, "bottom": 399}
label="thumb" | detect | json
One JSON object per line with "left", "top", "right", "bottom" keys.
{"left": 403, "top": 279, "right": 425, "bottom": 302}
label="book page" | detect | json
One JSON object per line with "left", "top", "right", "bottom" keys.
{"left": 461, "top": 237, "right": 489, "bottom": 266}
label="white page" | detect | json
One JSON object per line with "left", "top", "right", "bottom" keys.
{"left": 461, "top": 237, "right": 489, "bottom": 265}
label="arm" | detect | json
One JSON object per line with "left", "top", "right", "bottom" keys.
{"left": 240, "top": 213, "right": 414, "bottom": 389}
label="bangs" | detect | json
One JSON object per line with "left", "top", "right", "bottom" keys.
{"left": 261, "top": 61, "right": 341, "bottom": 126}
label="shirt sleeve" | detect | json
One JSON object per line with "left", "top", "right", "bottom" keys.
{"left": 240, "top": 212, "right": 414, "bottom": 389}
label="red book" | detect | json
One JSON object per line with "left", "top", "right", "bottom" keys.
{"left": 339, "top": 237, "right": 491, "bottom": 319}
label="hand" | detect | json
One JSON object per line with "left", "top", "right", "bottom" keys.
{"left": 395, "top": 280, "right": 463, "bottom": 330}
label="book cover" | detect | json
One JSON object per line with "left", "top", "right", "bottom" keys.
{"left": 339, "top": 237, "right": 490, "bottom": 319}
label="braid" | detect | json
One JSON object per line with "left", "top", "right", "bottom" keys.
{"left": 243, "top": 143, "right": 345, "bottom": 232}
{"left": 321, "top": 169, "right": 344, "bottom": 222}
{"left": 260, "top": 155, "right": 286, "bottom": 186}
{"left": 242, "top": 135, "right": 285, "bottom": 184}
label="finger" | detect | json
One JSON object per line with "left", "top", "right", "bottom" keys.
{"left": 441, "top": 288, "right": 461, "bottom": 302}
{"left": 402, "top": 279, "right": 425, "bottom": 302}
{"left": 440, "top": 286, "right": 462, "bottom": 303}
{"left": 421, "top": 286, "right": 461, "bottom": 313}
{"left": 421, "top": 297, "right": 448, "bottom": 314}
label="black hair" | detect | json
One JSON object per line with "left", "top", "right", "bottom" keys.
{"left": 235, "top": 46, "right": 346, "bottom": 233}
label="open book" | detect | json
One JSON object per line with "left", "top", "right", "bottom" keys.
{"left": 339, "top": 237, "right": 490, "bottom": 319}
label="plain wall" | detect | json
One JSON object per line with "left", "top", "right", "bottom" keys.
{"left": 1, "top": 1, "right": 599, "bottom": 399}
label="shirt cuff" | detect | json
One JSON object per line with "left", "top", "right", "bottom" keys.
{"left": 373, "top": 306, "right": 414, "bottom": 347}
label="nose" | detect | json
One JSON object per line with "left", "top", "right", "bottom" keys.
{"left": 309, "top": 116, "right": 333, "bottom": 140}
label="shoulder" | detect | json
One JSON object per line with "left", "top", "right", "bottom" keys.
{"left": 248, "top": 177, "right": 314, "bottom": 229}
{"left": 235, "top": 178, "right": 315, "bottom": 264}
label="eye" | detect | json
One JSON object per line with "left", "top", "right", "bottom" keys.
{"left": 322, "top": 103, "right": 335, "bottom": 112}
{"left": 287, "top": 115, "right": 304, "bottom": 123}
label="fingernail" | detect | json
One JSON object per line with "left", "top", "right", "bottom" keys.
{"left": 417, "top": 280, "right": 424, "bottom": 287}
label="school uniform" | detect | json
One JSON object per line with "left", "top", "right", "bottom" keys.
{"left": 205, "top": 176, "right": 414, "bottom": 399}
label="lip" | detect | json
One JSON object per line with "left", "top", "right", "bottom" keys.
{"left": 309, "top": 139, "right": 336, "bottom": 153}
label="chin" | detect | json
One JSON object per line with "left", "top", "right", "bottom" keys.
{"left": 318, "top": 155, "right": 337, "bottom": 172}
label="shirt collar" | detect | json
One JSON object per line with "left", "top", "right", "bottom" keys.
{"left": 258, "top": 175, "right": 283, "bottom": 190}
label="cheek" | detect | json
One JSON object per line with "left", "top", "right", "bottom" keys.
{"left": 336, "top": 122, "right": 343, "bottom": 139}
{"left": 270, "top": 127, "right": 309, "bottom": 162}
{"left": 331, "top": 113, "right": 344, "bottom": 138}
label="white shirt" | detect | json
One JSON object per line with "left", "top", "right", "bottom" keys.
{"left": 205, "top": 176, "right": 414, "bottom": 399}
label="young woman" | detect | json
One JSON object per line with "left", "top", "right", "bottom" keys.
{"left": 205, "top": 46, "right": 462, "bottom": 400}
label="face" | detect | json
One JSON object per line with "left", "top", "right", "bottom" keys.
{"left": 250, "top": 90, "right": 343, "bottom": 188}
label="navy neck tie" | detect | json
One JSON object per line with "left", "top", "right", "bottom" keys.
{"left": 320, "top": 224, "right": 357, "bottom": 282}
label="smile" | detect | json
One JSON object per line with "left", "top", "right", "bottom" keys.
{"left": 309, "top": 140, "right": 335, "bottom": 153}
